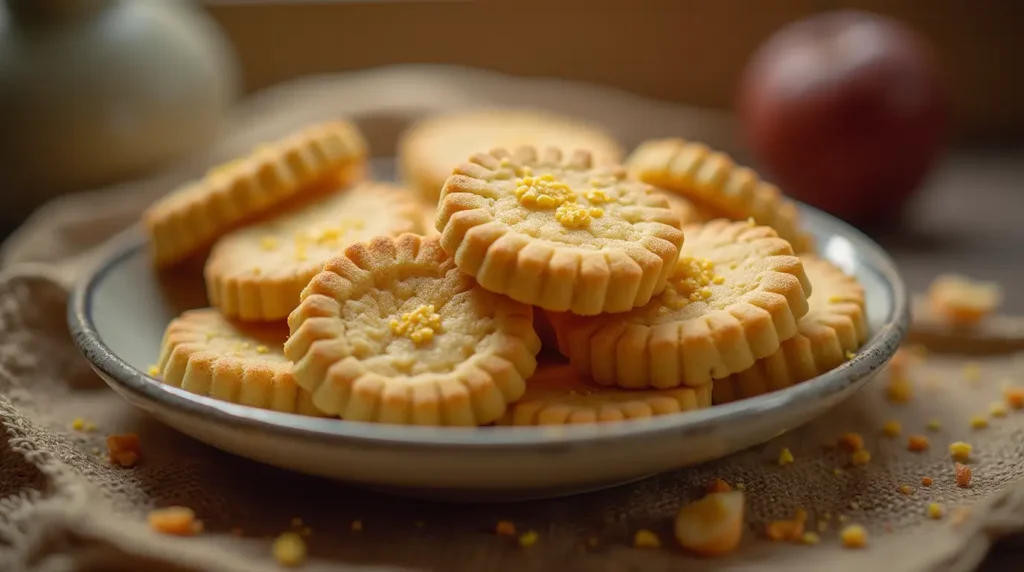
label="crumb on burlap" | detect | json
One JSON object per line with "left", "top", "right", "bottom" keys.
{"left": 707, "top": 478, "right": 732, "bottom": 493}
{"left": 928, "top": 503, "right": 944, "bottom": 520}
{"left": 766, "top": 508, "right": 808, "bottom": 542}
{"left": 519, "top": 530, "right": 539, "bottom": 548}
{"left": 955, "top": 463, "right": 972, "bottom": 488}
{"left": 970, "top": 415, "right": 989, "bottom": 429}
{"left": 840, "top": 525, "right": 867, "bottom": 548}
{"left": 1005, "top": 387, "right": 1024, "bottom": 409}
{"left": 882, "top": 420, "right": 901, "bottom": 437}
{"left": 273, "top": 532, "right": 306, "bottom": 567}
{"left": 926, "top": 419, "right": 941, "bottom": 432}
{"left": 148, "top": 507, "right": 203, "bottom": 536}
{"left": 949, "top": 441, "right": 972, "bottom": 462}
{"left": 107, "top": 433, "right": 141, "bottom": 467}
{"left": 898, "top": 484, "right": 913, "bottom": 495}
{"left": 990, "top": 401, "right": 1008, "bottom": 417}
{"left": 801, "top": 531, "right": 820, "bottom": 545}
{"left": 778, "top": 448, "right": 794, "bottom": 465}
{"left": 838, "top": 432, "right": 864, "bottom": 452}
{"left": 908, "top": 435, "right": 930, "bottom": 452}
{"left": 921, "top": 476, "right": 934, "bottom": 487}
{"left": 495, "top": 521, "right": 516, "bottom": 536}
{"left": 633, "top": 529, "right": 661, "bottom": 549}
{"left": 851, "top": 450, "right": 871, "bottom": 466}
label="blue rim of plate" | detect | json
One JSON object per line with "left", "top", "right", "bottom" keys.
{"left": 68, "top": 204, "right": 909, "bottom": 453}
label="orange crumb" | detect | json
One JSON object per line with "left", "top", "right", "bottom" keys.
{"left": 674, "top": 491, "right": 745, "bottom": 557}
{"left": 840, "top": 525, "right": 867, "bottom": 549}
{"left": 955, "top": 463, "right": 972, "bottom": 488}
{"left": 882, "top": 421, "right": 902, "bottom": 437}
{"left": 921, "top": 476, "right": 933, "bottom": 487}
{"left": 273, "top": 532, "right": 306, "bottom": 567}
{"left": 495, "top": 521, "right": 516, "bottom": 536}
{"left": 106, "top": 433, "right": 141, "bottom": 467}
{"left": 148, "top": 506, "right": 203, "bottom": 536}
{"left": 908, "top": 435, "right": 930, "bottom": 452}
{"left": 927, "top": 273, "right": 1002, "bottom": 326}
{"left": 851, "top": 450, "right": 871, "bottom": 466}
{"left": 1004, "top": 387, "right": 1024, "bottom": 409}
{"left": 351, "top": 520, "right": 363, "bottom": 532}
{"left": 949, "top": 441, "right": 972, "bottom": 461}
{"left": 766, "top": 508, "right": 807, "bottom": 542}
{"left": 707, "top": 478, "right": 732, "bottom": 494}
{"left": 633, "top": 529, "right": 662, "bottom": 549}
{"left": 838, "top": 432, "right": 864, "bottom": 452}
{"left": 898, "top": 484, "right": 912, "bottom": 495}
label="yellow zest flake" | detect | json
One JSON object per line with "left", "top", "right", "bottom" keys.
{"left": 840, "top": 525, "right": 867, "bottom": 548}
{"left": 970, "top": 415, "right": 988, "bottom": 429}
{"left": 256, "top": 345, "right": 269, "bottom": 354}
{"left": 882, "top": 420, "right": 902, "bottom": 437}
{"left": 584, "top": 188, "right": 611, "bottom": 204}
{"left": 555, "top": 201, "right": 593, "bottom": 228}
{"left": 389, "top": 304, "right": 442, "bottom": 345}
{"left": 851, "top": 450, "right": 871, "bottom": 466}
{"left": 845, "top": 351, "right": 856, "bottom": 360}
{"left": 589, "top": 207, "right": 605, "bottom": 218}
{"left": 518, "top": 530, "right": 539, "bottom": 548}
{"left": 801, "top": 531, "right": 821, "bottom": 545}
{"left": 898, "top": 484, "right": 913, "bottom": 495}
{"left": 147, "top": 365, "right": 160, "bottom": 377}
{"left": 259, "top": 235, "right": 280, "bottom": 251}
{"left": 927, "top": 503, "right": 943, "bottom": 520}
{"left": 272, "top": 532, "right": 307, "bottom": 567}
{"left": 712, "top": 275, "right": 725, "bottom": 285}
{"left": 778, "top": 447, "right": 794, "bottom": 465}
{"left": 990, "top": 401, "right": 1008, "bottom": 417}
{"left": 515, "top": 174, "right": 576, "bottom": 209}
{"left": 633, "top": 529, "right": 662, "bottom": 549}
{"left": 926, "top": 419, "right": 941, "bottom": 432}
{"left": 495, "top": 521, "right": 516, "bottom": 536}
{"left": 71, "top": 417, "right": 86, "bottom": 431}
{"left": 949, "top": 441, "right": 972, "bottom": 461}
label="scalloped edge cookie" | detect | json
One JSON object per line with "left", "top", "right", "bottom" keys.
{"left": 498, "top": 361, "right": 711, "bottom": 425}
{"left": 625, "top": 138, "right": 814, "bottom": 253}
{"left": 712, "top": 255, "right": 868, "bottom": 403}
{"left": 204, "top": 182, "right": 423, "bottom": 321}
{"left": 553, "top": 219, "right": 812, "bottom": 388}
{"left": 284, "top": 233, "right": 541, "bottom": 426}
{"left": 436, "top": 146, "right": 685, "bottom": 315}
{"left": 144, "top": 120, "right": 367, "bottom": 268}
{"left": 154, "top": 308, "right": 322, "bottom": 415}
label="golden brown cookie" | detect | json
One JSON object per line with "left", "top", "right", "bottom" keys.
{"left": 205, "top": 182, "right": 422, "bottom": 321}
{"left": 625, "top": 138, "right": 814, "bottom": 252}
{"left": 712, "top": 255, "right": 868, "bottom": 404}
{"left": 436, "top": 146, "right": 684, "bottom": 316}
{"left": 153, "top": 308, "right": 321, "bottom": 415}
{"left": 144, "top": 121, "right": 367, "bottom": 268}
{"left": 284, "top": 233, "right": 541, "bottom": 426}
{"left": 398, "top": 108, "right": 624, "bottom": 202}
{"left": 498, "top": 361, "right": 711, "bottom": 425}
{"left": 552, "top": 219, "right": 811, "bottom": 388}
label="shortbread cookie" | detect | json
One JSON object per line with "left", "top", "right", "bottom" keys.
{"left": 284, "top": 234, "right": 541, "bottom": 426}
{"left": 144, "top": 121, "right": 367, "bottom": 268}
{"left": 205, "top": 182, "right": 422, "bottom": 321}
{"left": 436, "top": 146, "right": 685, "bottom": 316}
{"left": 398, "top": 108, "right": 624, "bottom": 202}
{"left": 498, "top": 361, "right": 711, "bottom": 425}
{"left": 626, "top": 138, "right": 814, "bottom": 252}
{"left": 712, "top": 255, "right": 868, "bottom": 404}
{"left": 552, "top": 219, "right": 812, "bottom": 388}
{"left": 154, "top": 308, "right": 322, "bottom": 415}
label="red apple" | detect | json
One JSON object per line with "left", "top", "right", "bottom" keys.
{"left": 737, "top": 10, "right": 948, "bottom": 225}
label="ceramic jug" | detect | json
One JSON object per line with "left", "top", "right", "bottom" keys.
{"left": 0, "top": 0, "right": 240, "bottom": 221}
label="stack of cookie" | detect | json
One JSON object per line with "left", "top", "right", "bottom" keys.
{"left": 143, "top": 109, "right": 868, "bottom": 428}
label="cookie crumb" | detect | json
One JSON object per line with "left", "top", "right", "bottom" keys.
{"left": 801, "top": 531, "right": 821, "bottom": 545}
{"left": 1004, "top": 387, "right": 1024, "bottom": 409}
{"left": 949, "top": 441, "right": 972, "bottom": 462}
{"left": 272, "top": 532, "right": 306, "bottom": 567}
{"left": 147, "top": 365, "right": 160, "bottom": 377}
{"left": 926, "top": 419, "right": 941, "bottom": 432}
{"left": 845, "top": 351, "right": 856, "bottom": 360}
{"left": 519, "top": 530, "right": 539, "bottom": 548}
{"left": 921, "top": 476, "right": 933, "bottom": 487}
{"left": 734, "top": 481, "right": 746, "bottom": 491}
{"left": 106, "top": 433, "right": 141, "bottom": 467}
{"left": 838, "top": 432, "right": 864, "bottom": 452}
{"left": 71, "top": 418, "right": 86, "bottom": 431}
{"left": 778, "top": 448, "right": 794, "bottom": 465}
{"left": 148, "top": 506, "right": 203, "bottom": 536}
{"left": 908, "top": 435, "right": 930, "bottom": 452}
{"left": 955, "top": 463, "right": 972, "bottom": 488}
{"left": 851, "top": 450, "right": 871, "bottom": 466}
{"left": 989, "top": 401, "right": 1008, "bottom": 417}
{"left": 766, "top": 508, "right": 807, "bottom": 542}
{"left": 588, "top": 537, "right": 599, "bottom": 547}
{"left": 886, "top": 372, "right": 913, "bottom": 403}
{"left": 351, "top": 520, "right": 363, "bottom": 532}
{"left": 882, "top": 420, "right": 902, "bottom": 437}
{"left": 927, "top": 503, "right": 943, "bottom": 520}
{"left": 495, "top": 521, "right": 516, "bottom": 536}
{"left": 707, "top": 478, "right": 732, "bottom": 493}
{"left": 969, "top": 415, "right": 988, "bottom": 429}
{"left": 840, "top": 525, "right": 867, "bottom": 549}
{"left": 633, "top": 529, "right": 661, "bottom": 549}
{"left": 898, "top": 484, "right": 913, "bottom": 495}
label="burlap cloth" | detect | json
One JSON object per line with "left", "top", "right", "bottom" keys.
{"left": 1, "top": 66, "right": 1022, "bottom": 572}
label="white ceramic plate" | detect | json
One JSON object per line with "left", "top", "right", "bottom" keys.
{"left": 68, "top": 160, "right": 908, "bottom": 501}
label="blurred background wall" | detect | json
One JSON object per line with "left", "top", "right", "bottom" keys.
{"left": 203, "top": 0, "right": 1024, "bottom": 145}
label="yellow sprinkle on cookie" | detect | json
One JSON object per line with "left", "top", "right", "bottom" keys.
{"left": 497, "top": 361, "right": 710, "bottom": 425}
{"left": 144, "top": 120, "right": 367, "bottom": 268}
{"left": 154, "top": 308, "right": 322, "bottom": 415}
{"left": 398, "top": 108, "right": 623, "bottom": 203}
{"left": 436, "top": 146, "right": 684, "bottom": 316}
{"left": 552, "top": 219, "right": 811, "bottom": 388}
{"left": 204, "top": 182, "right": 422, "bottom": 321}
{"left": 625, "top": 138, "right": 813, "bottom": 253}
{"left": 713, "top": 255, "right": 868, "bottom": 403}
{"left": 284, "top": 234, "right": 541, "bottom": 425}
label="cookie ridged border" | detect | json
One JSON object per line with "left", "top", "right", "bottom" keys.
{"left": 144, "top": 120, "right": 367, "bottom": 268}
{"left": 155, "top": 308, "right": 322, "bottom": 415}
{"left": 554, "top": 220, "right": 812, "bottom": 389}
{"left": 284, "top": 233, "right": 541, "bottom": 426}
{"left": 435, "top": 146, "right": 685, "bottom": 316}
{"left": 625, "top": 138, "right": 814, "bottom": 253}
{"left": 712, "top": 255, "right": 869, "bottom": 404}
{"left": 204, "top": 182, "right": 424, "bottom": 322}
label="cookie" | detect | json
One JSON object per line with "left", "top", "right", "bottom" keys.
{"left": 284, "top": 233, "right": 541, "bottom": 426}
{"left": 154, "top": 308, "right": 321, "bottom": 415}
{"left": 436, "top": 146, "right": 685, "bottom": 316}
{"left": 712, "top": 255, "right": 868, "bottom": 404}
{"left": 625, "top": 138, "right": 814, "bottom": 253}
{"left": 398, "top": 108, "right": 624, "bottom": 202}
{"left": 552, "top": 219, "right": 812, "bottom": 388}
{"left": 144, "top": 120, "right": 367, "bottom": 268}
{"left": 205, "top": 182, "right": 423, "bottom": 321}
{"left": 498, "top": 361, "right": 711, "bottom": 425}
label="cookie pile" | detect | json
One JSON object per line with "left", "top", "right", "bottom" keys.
{"left": 144, "top": 109, "right": 868, "bottom": 427}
